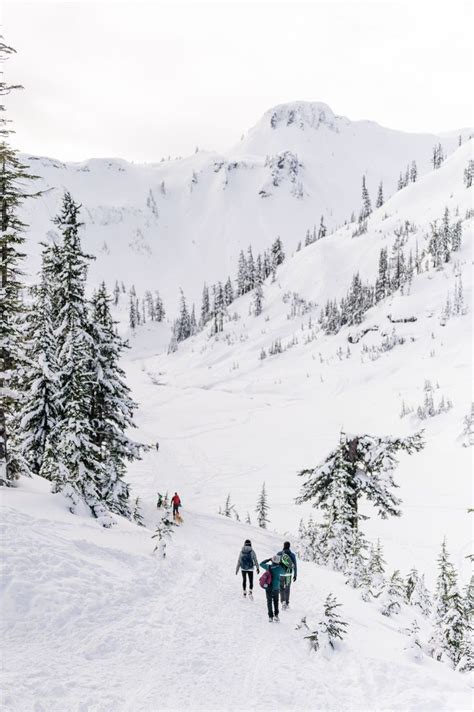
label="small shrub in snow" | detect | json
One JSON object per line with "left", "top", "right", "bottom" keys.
{"left": 381, "top": 570, "right": 406, "bottom": 616}
{"left": 132, "top": 497, "right": 145, "bottom": 526}
{"left": 298, "top": 594, "right": 349, "bottom": 652}
{"left": 462, "top": 404, "right": 474, "bottom": 447}
{"left": 404, "top": 619, "right": 424, "bottom": 662}
{"left": 152, "top": 510, "right": 176, "bottom": 558}
{"left": 255, "top": 482, "right": 270, "bottom": 528}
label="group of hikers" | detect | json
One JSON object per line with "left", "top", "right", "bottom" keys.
{"left": 157, "top": 493, "right": 298, "bottom": 621}
{"left": 236, "top": 539, "right": 297, "bottom": 622}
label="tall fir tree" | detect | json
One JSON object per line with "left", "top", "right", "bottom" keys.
{"left": 17, "top": 245, "right": 59, "bottom": 474}
{"left": 296, "top": 433, "right": 424, "bottom": 549}
{"left": 0, "top": 40, "right": 39, "bottom": 485}
{"left": 41, "top": 192, "right": 112, "bottom": 525}
{"left": 88, "top": 282, "right": 143, "bottom": 517}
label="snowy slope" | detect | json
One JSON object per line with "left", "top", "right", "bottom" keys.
{"left": 1, "top": 477, "right": 472, "bottom": 712}
{"left": 123, "top": 141, "right": 473, "bottom": 587}
{"left": 20, "top": 102, "right": 467, "bottom": 311}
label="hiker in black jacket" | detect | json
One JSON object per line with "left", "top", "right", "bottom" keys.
{"left": 236, "top": 539, "right": 259, "bottom": 597}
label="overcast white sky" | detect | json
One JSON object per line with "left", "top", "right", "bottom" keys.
{"left": 2, "top": 0, "right": 473, "bottom": 162}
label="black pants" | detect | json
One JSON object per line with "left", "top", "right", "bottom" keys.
{"left": 266, "top": 588, "right": 279, "bottom": 618}
{"left": 280, "top": 579, "right": 291, "bottom": 605}
{"left": 241, "top": 571, "right": 253, "bottom": 591}
{"left": 172, "top": 504, "right": 179, "bottom": 516}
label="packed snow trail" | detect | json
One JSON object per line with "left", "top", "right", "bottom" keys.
{"left": 1, "top": 478, "right": 471, "bottom": 712}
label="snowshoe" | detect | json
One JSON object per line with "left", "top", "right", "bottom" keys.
{"left": 249, "top": 590, "right": 253, "bottom": 598}
{"left": 274, "top": 615, "right": 280, "bottom": 622}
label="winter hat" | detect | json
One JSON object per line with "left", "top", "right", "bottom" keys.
{"left": 272, "top": 554, "right": 281, "bottom": 564}
{"left": 283, "top": 541, "right": 290, "bottom": 549}
{"left": 244, "top": 539, "right": 251, "bottom": 546}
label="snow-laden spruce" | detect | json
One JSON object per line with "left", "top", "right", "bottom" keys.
{"left": 23, "top": 192, "right": 145, "bottom": 524}
{"left": 296, "top": 432, "right": 424, "bottom": 566}
{"left": 0, "top": 40, "right": 39, "bottom": 486}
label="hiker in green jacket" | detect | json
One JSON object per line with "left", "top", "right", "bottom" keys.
{"left": 260, "top": 555, "right": 285, "bottom": 622}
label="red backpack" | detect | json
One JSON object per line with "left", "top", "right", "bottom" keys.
{"left": 259, "top": 568, "right": 272, "bottom": 589}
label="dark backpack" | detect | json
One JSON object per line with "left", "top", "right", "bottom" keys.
{"left": 259, "top": 569, "right": 272, "bottom": 589}
{"left": 240, "top": 549, "right": 253, "bottom": 570}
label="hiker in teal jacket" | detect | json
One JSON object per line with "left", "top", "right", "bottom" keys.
{"left": 260, "top": 555, "right": 285, "bottom": 621}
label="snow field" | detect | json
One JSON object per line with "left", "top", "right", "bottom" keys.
{"left": 1, "top": 477, "right": 472, "bottom": 712}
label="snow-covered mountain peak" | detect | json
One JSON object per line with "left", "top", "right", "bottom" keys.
{"left": 261, "top": 100, "right": 338, "bottom": 132}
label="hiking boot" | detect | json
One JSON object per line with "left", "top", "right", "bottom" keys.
{"left": 249, "top": 590, "right": 253, "bottom": 598}
{"left": 243, "top": 591, "right": 247, "bottom": 597}
{"left": 268, "top": 617, "right": 273, "bottom": 622}
{"left": 282, "top": 603, "right": 287, "bottom": 610}
{"left": 274, "top": 616, "right": 280, "bottom": 622}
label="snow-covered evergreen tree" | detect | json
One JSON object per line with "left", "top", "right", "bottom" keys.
{"left": 17, "top": 245, "right": 59, "bottom": 474}
{"left": 375, "top": 181, "right": 384, "bottom": 208}
{"left": 152, "top": 509, "right": 176, "bottom": 558}
{"left": 88, "top": 282, "right": 143, "bottom": 517}
{"left": 113, "top": 280, "right": 120, "bottom": 306}
{"left": 0, "top": 40, "right": 39, "bottom": 485}
{"left": 303, "top": 594, "right": 349, "bottom": 652}
{"left": 43, "top": 192, "right": 112, "bottom": 525}
{"left": 237, "top": 250, "right": 247, "bottom": 296}
{"left": 464, "top": 159, "right": 474, "bottom": 188}
{"left": 253, "top": 282, "right": 264, "bottom": 316}
{"left": 381, "top": 570, "right": 406, "bottom": 616}
{"left": 361, "top": 539, "right": 386, "bottom": 601}
{"left": 429, "top": 539, "right": 472, "bottom": 668}
{"left": 176, "top": 289, "right": 191, "bottom": 341}
{"left": 406, "top": 567, "right": 432, "bottom": 616}
{"left": 200, "top": 283, "right": 210, "bottom": 325}
{"left": 246, "top": 245, "right": 255, "bottom": 292}
{"left": 317, "top": 215, "right": 327, "bottom": 240}
{"left": 344, "top": 529, "right": 369, "bottom": 588}
{"left": 129, "top": 290, "right": 138, "bottom": 329}
{"left": 212, "top": 282, "right": 225, "bottom": 334}
{"left": 154, "top": 291, "right": 165, "bottom": 321}
{"left": 271, "top": 236, "right": 285, "bottom": 269}
{"left": 375, "top": 247, "right": 389, "bottom": 302}
{"left": 404, "top": 619, "right": 424, "bottom": 662}
{"left": 255, "top": 482, "right": 269, "bottom": 528}
{"left": 224, "top": 276, "right": 234, "bottom": 306}
{"left": 432, "top": 143, "right": 444, "bottom": 169}
{"left": 360, "top": 175, "right": 372, "bottom": 219}
{"left": 410, "top": 160, "right": 418, "bottom": 183}
{"left": 296, "top": 433, "right": 424, "bottom": 551}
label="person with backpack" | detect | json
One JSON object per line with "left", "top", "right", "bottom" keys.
{"left": 170, "top": 492, "right": 181, "bottom": 519}
{"left": 278, "top": 541, "right": 297, "bottom": 610}
{"left": 235, "top": 539, "right": 259, "bottom": 597}
{"left": 259, "top": 555, "right": 286, "bottom": 622}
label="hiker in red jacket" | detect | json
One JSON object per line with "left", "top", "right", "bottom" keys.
{"left": 171, "top": 492, "right": 181, "bottom": 518}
